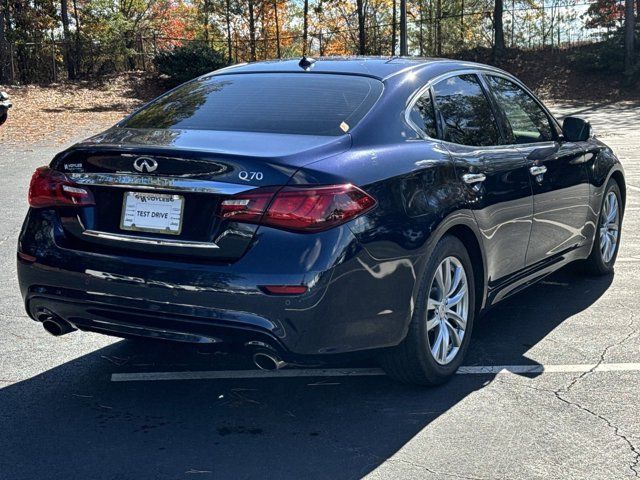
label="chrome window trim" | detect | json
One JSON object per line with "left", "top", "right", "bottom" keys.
{"left": 404, "top": 67, "right": 562, "bottom": 148}
{"left": 68, "top": 173, "right": 251, "bottom": 195}
{"left": 82, "top": 230, "right": 220, "bottom": 249}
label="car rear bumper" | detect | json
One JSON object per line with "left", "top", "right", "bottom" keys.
{"left": 17, "top": 209, "right": 417, "bottom": 358}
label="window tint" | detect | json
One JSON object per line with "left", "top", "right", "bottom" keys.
{"left": 432, "top": 74, "right": 500, "bottom": 147}
{"left": 409, "top": 90, "right": 437, "bottom": 138}
{"left": 122, "top": 74, "right": 383, "bottom": 136}
{"left": 486, "top": 75, "right": 554, "bottom": 144}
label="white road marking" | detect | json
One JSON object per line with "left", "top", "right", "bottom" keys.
{"left": 627, "top": 184, "right": 640, "bottom": 193}
{"left": 457, "top": 363, "right": 640, "bottom": 374}
{"left": 111, "top": 363, "right": 640, "bottom": 382}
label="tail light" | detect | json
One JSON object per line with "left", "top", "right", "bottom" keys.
{"left": 219, "top": 184, "right": 376, "bottom": 232}
{"left": 28, "top": 166, "right": 95, "bottom": 208}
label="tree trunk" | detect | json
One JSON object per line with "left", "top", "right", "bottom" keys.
{"left": 399, "top": 0, "right": 407, "bottom": 55}
{"left": 391, "top": 0, "right": 396, "bottom": 56}
{"left": 226, "top": 0, "right": 233, "bottom": 63}
{"left": 0, "top": 0, "right": 6, "bottom": 83}
{"left": 356, "top": 0, "right": 366, "bottom": 54}
{"left": 273, "top": 0, "right": 281, "bottom": 58}
{"left": 72, "top": 0, "right": 82, "bottom": 76}
{"left": 436, "top": 0, "right": 442, "bottom": 56}
{"left": 418, "top": 0, "right": 424, "bottom": 56}
{"left": 202, "top": 0, "right": 210, "bottom": 43}
{"left": 60, "top": 0, "right": 75, "bottom": 79}
{"left": 625, "top": 0, "right": 636, "bottom": 76}
{"left": 303, "top": 0, "right": 309, "bottom": 55}
{"left": 248, "top": 0, "right": 256, "bottom": 61}
{"left": 493, "top": 0, "right": 505, "bottom": 58}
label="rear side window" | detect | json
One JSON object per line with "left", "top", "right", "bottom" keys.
{"left": 122, "top": 73, "right": 383, "bottom": 136}
{"left": 432, "top": 74, "right": 500, "bottom": 147}
{"left": 486, "top": 75, "right": 554, "bottom": 144}
{"left": 408, "top": 90, "right": 437, "bottom": 138}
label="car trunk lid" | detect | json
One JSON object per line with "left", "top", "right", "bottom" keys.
{"left": 51, "top": 128, "right": 351, "bottom": 261}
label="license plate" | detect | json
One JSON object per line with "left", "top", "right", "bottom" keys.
{"left": 120, "top": 192, "right": 184, "bottom": 235}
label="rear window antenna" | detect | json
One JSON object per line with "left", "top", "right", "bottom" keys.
{"left": 298, "top": 56, "right": 316, "bottom": 71}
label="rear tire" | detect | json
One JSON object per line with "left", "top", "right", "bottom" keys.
{"left": 583, "top": 179, "right": 622, "bottom": 276}
{"left": 380, "top": 235, "right": 476, "bottom": 386}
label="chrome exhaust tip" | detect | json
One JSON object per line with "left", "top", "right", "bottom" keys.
{"left": 38, "top": 311, "right": 76, "bottom": 337}
{"left": 252, "top": 351, "right": 287, "bottom": 371}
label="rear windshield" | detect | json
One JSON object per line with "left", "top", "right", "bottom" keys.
{"left": 121, "top": 73, "right": 383, "bottom": 136}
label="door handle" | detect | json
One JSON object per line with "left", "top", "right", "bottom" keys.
{"left": 461, "top": 173, "right": 486, "bottom": 185}
{"left": 529, "top": 165, "right": 547, "bottom": 176}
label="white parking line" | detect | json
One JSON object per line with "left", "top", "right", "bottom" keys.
{"left": 111, "top": 363, "right": 640, "bottom": 382}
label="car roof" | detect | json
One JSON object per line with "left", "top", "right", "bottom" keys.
{"left": 211, "top": 56, "right": 492, "bottom": 81}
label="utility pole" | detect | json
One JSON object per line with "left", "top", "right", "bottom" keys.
{"left": 400, "top": 0, "right": 408, "bottom": 55}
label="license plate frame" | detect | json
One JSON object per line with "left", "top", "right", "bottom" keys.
{"left": 120, "top": 191, "right": 185, "bottom": 236}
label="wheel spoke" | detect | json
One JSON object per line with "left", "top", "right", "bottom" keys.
{"left": 431, "top": 326, "right": 444, "bottom": 361}
{"left": 443, "top": 258, "right": 452, "bottom": 295}
{"left": 601, "top": 234, "right": 610, "bottom": 258}
{"left": 607, "top": 222, "right": 619, "bottom": 232}
{"left": 445, "top": 321, "right": 462, "bottom": 347}
{"left": 448, "top": 285, "right": 467, "bottom": 307}
{"left": 434, "top": 267, "right": 445, "bottom": 295}
{"left": 607, "top": 194, "right": 617, "bottom": 222}
{"left": 448, "top": 266, "right": 462, "bottom": 297}
{"left": 440, "top": 324, "right": 450, "bottom": 361}
{"left": 607, "top": 234, "right": 616, "bottom": 260}
{"left": 426, "top": 316, "right": 439, "bottom": 331}
{"left": 427, "top": 297, "right": 441, "bottom": 311}
{"left": 447, "top": 310, "right": 467, "bottom": 330}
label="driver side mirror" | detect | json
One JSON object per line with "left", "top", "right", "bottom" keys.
{"left": 562, "top": 117, "right": 591, "bottom": 142}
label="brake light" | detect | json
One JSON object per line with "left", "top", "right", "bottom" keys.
{"left": 28, "top": 167, "right": 95, "bottom": 208}
{"left": 219, "top": 184, "right": 376, "bottom": 232}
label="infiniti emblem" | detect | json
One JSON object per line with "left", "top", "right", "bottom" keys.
{"left": 133, "top": 157, "right": 158, "bottom": 173}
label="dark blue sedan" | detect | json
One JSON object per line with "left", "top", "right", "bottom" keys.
{"left": 17, "top": 57, "right": 625, "bottom": 385}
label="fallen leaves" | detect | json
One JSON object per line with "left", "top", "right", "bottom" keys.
{"left": 0, "top": 72, "right": 165, "bottom": 147}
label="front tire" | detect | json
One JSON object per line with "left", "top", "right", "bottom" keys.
{"left": 584, "top": 179, "right": 622, "bottom": 275}
{"left": 380, "top": 235, "right": 476, "bottom": 386}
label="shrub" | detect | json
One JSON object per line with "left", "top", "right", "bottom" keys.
{"left": 154, "top": 43, "right": 228, "bottom": 86}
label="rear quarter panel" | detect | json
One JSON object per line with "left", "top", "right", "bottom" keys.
{"left": 289, "top": 68, "right": 485, "bottom": 340}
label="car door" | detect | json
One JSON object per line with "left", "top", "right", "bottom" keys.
{"left": 483, "top": 74, "right": 590, "bottom": 267}
{"left": 430, "top": 73, "right": 534, "bottom": 287}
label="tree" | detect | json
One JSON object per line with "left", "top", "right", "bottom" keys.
{"left": 272, "top": 0, "right": 280, "bottom": 58}
{"left": 624, "top": 0, "right": 636, "bottom": 76}
{"left": 60, "top": 0, "right": 75, "bottom": 79}
{"left": 225, "top": 0, "right": 233, "bottom": 62}
{"left": 303, "top": 0, "right": 309, "bottom": 55}
{"left": 356, "top": 0, "right": 366, "bottom": 54}
{"left": 493, "top": 0, "right": 505, "bottom": 57}
{"left": 391, "top": 0, "right": 396, "bottom": 55}
{"left": 247, "top": 0, "right": 256, "bottom": 61}
{"left": 0, "top": 0, "right": 7, "bottom": 82}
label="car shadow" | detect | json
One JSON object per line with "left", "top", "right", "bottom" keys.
{"left": 0, "top": 267, "right": 613, "bottom": 479}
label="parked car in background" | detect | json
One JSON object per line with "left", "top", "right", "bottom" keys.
{"left": 0, "top": 92, "right": 11, "bottom": 126}
{"left": 17, "top": 57, "right": 625, "bottom": 385}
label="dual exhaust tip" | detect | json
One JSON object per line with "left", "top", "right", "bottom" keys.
{"left": 37, "top": 310, "right": 288, "bottom": 371}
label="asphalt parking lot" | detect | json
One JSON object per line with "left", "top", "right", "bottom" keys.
{"left": 1, "top": 102, "right": 639, "bottom": 480}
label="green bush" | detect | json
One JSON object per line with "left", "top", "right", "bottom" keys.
{"left": 154, "top": 43, "right": 228, "bottom": 86}
{"left": 570, "top": 37, "right": 626, "bottom": 74}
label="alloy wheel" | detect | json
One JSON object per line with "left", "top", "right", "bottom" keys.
{"left": 426, "top": 256, "right": 469, "bottom": 365}
{"left": 599, "top": 191, "right": 620, "bottom": 264}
